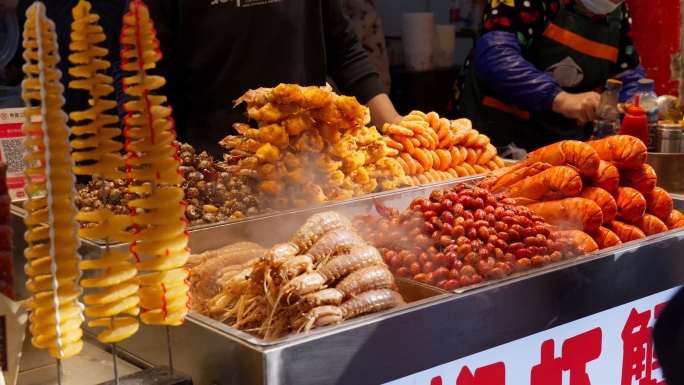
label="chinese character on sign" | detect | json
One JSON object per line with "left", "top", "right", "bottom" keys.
{"left": 531, "top": 328, "right": 602, "bottom": 385}
{"left": 457, "top": 362, "right": 505, "bottom": 385}
{"left": 429, "top": 362, "right": 506, "bottom": 385}
{"left": 621, "top": 303, "right": 668, "bottom": 385}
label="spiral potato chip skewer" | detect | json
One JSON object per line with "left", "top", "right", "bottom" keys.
{"left": 68, "top": 0, "right": 140, "bottom": 343}
{"left": 121, "top": 0, "right": 191, "bottom": 326}
{"left": 21, "top": 2, "right": 84, "bottom": 359}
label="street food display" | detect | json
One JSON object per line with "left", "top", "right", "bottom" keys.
{"left": 0, "top": 163, "right": 12, "bottom": 300}
{"left": 383, "top": 111, "right": 506, "bottom": 185}
{"left": 21, "top": 2, "right": 85, "bottom": 359}
{"left": 75, "top": 142, "right": 271, "bottom": 227}
{"left": 190, "top": 211, "right": 405, "bottom": 341}
{"left": 353, "top": 184, "right": 592, "bottom": 290}
{"left": 68, "top": 0, "right": 140, "bottom": 343}
{"left": 8, "top": 1, "right": 684, "bottom": 384}
{"left": 222, "top": 84, "right": 408, "bottom": 209}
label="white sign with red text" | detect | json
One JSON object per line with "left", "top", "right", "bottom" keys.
{"left": 0, "top": 108, "right": 38, "bottom": 201}
{"left": 386, "top": 286, "right": 681, "bottom": 385}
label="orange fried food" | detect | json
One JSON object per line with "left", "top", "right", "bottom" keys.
{"left": 584, "top": 161, "right": 619, "bottom": 193}
{"left": 480, "top": 162, "right": 554, "bottom": 193}
{"left": 527, "top": 198, "right": 603, "bottom": 233}
{"left": 506, "top": 165, "right": 582, "bottom": 202}
{"left": 619, "top": 164, "right": 657, "bottom": 196}
{"left": 644, "top": 187, "right": 674, "bottom": 221}
{"left": 664, "top": 210, "right": 684, "bottom": 230}
{"left": 579, "top": 187, "right": 618, "bottom": 224}
{"left": 606, "top": 221, "right": 646, "bottom": 243}
{"left": 550, "top": 230, "right": 599, "bottom": 255}
{"left": 612, "top": 187, "right": 647, "bottom": 223}
{"left": 587, "top": 135, "right": 648, "bottom": 170}
{"left": 589, "top": 227, "right": 622, "bottom": 249}
{"left": 630, "top": 214, "right": 668, "bottom": 236}
{"left": 525, "top": 140, "right": 601, "bottom": 177}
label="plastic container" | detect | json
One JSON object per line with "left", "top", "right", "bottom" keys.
{"left": 628, "top": 79, "right": 659, "bottom": 151}
{"left": 593, "top": 79, "right": 623, "bottom": 139}
{"left": 621, "top": 95, "right": 650, "bottom": 146}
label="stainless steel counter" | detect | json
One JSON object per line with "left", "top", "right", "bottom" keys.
{"left": 11, "top": 178, "right": 684, "bottom": 385}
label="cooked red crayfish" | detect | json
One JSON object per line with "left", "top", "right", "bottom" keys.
{"left": 584, "top": 161, "right": 619, "bottom": 192}
{"left": 525, "top": 140, "right": 601, "bottom": 177}
{"left": 589, "top": 227, "right": 622, "bottom": 249}
{"left": 664, "top": 210, "right": 684, "bottom": 230}
{"left": 505, "top": 165, "right": 582, "bottom": 202}
{"left": 606, "top": 221, "right": 646, "bottom": 242}
{"left": 612, "top": 187, "right": 647, "bottom": 223}
{"left": 644, "top": 187, "right": 674, "bottom": 221}
{"left": 579, "top": 187, "right": 617, "bottom": 224}
{"left": 550, "top": 230, "right": 599, "bottom": 255}
{"left": 619, "top": 164, "right": 657, "bottom": 196}
{"left": 629, "top": 214, "right": 668, "bottom": 236}
{"left": 587, "top": 135, "right": 648, "bottom": 170}
{"left": 527, "top": 198, "right": 603, "bottom": 233}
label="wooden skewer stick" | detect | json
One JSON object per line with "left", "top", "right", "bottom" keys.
{"left": 57, "top": 358, "right": 63, "bottom": 385}
{"left": 102, "top": 175, "right": 120, "bottom": 385}
{"left": 166, "top": 325, "right": 174, "bottom": 374}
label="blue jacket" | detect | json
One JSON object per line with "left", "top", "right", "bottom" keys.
{"left": 474, "top": 31, "right": 645, "bottom": 113}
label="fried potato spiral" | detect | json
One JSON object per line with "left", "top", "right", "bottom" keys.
{"left": 68, "top": 0, "right": 140, "bottom": 343}
{"left": 68, "top": 0, "right": 124, "bottom": 178}
{"left": 21, "top": 2, "right": 84, "bottom": 359}
{"left": 121, "top": 0, "right": 190, "bottom": 326}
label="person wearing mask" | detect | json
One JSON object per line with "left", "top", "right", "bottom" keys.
{"left": 453, "top": 0, "right": 644, "bottom": 151}
{"left": 112, "top": 0, "right": 402, "bottom": 157}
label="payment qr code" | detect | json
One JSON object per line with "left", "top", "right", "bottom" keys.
{"left": 1, "top": 138, "right": 27, "bottom": 174}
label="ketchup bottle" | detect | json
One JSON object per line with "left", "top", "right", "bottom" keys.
{"left": 620, "top": 94, "right": 649, "bottom": 146}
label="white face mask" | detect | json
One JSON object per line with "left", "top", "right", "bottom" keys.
{"left": 579, "top": 0, "right": 623, "bottom": 15}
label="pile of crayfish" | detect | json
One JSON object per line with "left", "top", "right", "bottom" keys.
{"left": 189, "top": 211, "right": 405, "bottom": 340}
{"left": 478, "top": 135, "right": 684, "bottom": 249}
{"left": 354, "top": 184, "right": 593, "bottom": 290}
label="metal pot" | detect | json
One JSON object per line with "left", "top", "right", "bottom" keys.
{"left": 646, "top": 152, "right": 684, "bottom": 195}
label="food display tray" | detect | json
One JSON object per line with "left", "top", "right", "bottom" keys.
{"left": 114, "top": 196, "right": 684, "bottom": 385}
{"left": 11, "top": 177, "right": 684, "bottom": 384}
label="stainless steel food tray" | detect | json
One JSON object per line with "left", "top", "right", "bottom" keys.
{"left": 13, "top": 176, "right": 684, "bottom": 384}
{"left": 109, "top": 198, "right": 684, "bottom": 385}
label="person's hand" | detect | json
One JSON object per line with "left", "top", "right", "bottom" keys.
{"left": 0, "top": 0, "right": 19, "bottom": 13}
{"left": 552, "top": 91, "right": 601, "bottom": 124}
{"left": 366, "top": 94, "right": 403, "bottom": 127}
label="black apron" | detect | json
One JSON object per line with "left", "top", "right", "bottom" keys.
{"left": 459, "top": 2, "right": 622, "bottom": 151}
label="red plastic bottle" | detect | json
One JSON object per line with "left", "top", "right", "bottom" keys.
{"left": 620, "top": 95, "right": 649, "bottom": 145}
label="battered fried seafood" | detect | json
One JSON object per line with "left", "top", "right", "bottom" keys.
{"left": 223, "top": 84, "right": 407, "bottom": 209}
{"left": 384, "top": 111, "right": 505, "bottom": 185}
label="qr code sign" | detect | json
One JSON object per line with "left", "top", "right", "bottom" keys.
{"left": 0, "top": 139, "right": 26, "bottom": 174}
